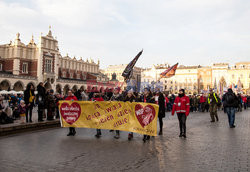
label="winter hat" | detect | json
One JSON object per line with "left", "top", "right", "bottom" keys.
{"left": 144, "top": 87, "right": 150, "bottom": 92}
{"left": 114, "top": 87, "right": 121, "bottom": 92}
{"left": 228, "top": 88, "right": 233, "bottom": 92}
{"left": 128, "top": 89, "right": 134, "bottom": 94}
{"left": 179, "top": 89, "right": 185, "bottom": 94}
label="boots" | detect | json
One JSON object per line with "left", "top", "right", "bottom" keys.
{"left": 95, "top": 129, "right": 102, "bottom": 138}
{"left": 159, "top": 129, "right": 163, "bottom": 135}
{"left": 128, "top": 133, "right": 133, "bottom": 140}
{"left": 114, "top": 130, "right": 120, "bottom": 139}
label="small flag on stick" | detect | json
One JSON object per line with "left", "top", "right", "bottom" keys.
{"left": 122, "top": 50, "right": 143, "bottom": 81}
{"left": 159, "top": 63, "right": 178, "bottom": 79}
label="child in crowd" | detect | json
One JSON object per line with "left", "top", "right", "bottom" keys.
{"left": 18, "top": 100, "right": 26, "bottom": 124}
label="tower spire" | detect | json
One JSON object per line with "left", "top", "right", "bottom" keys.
{"left": 47, "top": 25, "right": 52, "bottom": 37}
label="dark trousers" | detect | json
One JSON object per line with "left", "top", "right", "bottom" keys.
{"left": 177, "top": 113, "right": 186, "bottom": 135}
{"left": 201, "top": 103, "right": 205, "bottom": 112}
{"left": 159, "top": 117, "right": 163, "bottom": 131}
{"left": 26, "top": 105, "right": 33, "bottom": 122}
{"left": 69, "top": 127, "right": 76, "bottom": 134}
{"left": 38, "top": 106, "right": 44, "bottom": 121}
{"left": 96, "top": 129, "right": 101, "bottom": 135}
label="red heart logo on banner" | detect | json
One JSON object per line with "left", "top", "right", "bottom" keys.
{"left": 60, "top": 102, "right": 81, "bottom": 125}
{"left": 135, "top": 104, "right": 156, "bottom": 128}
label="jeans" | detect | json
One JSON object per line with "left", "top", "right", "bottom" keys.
{"left": 226, "top": 107, "right": 235, "bottom": 127}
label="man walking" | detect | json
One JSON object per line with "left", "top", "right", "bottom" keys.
{"left": 207, "top": 88, "right": 220, "bottom": 122}
{"left": 172, "top": 89, "right": 190, "bottom": 138}
{"left": 222, "top": 88, "right": 238, "bottom": 128}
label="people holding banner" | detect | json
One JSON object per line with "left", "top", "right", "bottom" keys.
{"left": 140, "top": 88, "right": 155, "bottom": 142}
{"left": 124, "top": 89, "right": 136, "bottom": 140}
{"left": 110, "top": 87, "right": 123, "bottom": 139}
{"left": 155, "top": 90, "right": 165, "bottom": 135}
{"left": 172, "top": 89, "right": 190, "bottom": 138}
{"left": 91, "top": 93, "right": 104, "bottom": 138}
{"left": 65, "top": 89, "right": 78, "bottom": 136}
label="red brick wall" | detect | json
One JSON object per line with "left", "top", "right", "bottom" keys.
{"left": 30, "top": 60, "right": 37, "bottom": 77}
{"left": 4, "top": 59, "right": 13, "bottom": 73}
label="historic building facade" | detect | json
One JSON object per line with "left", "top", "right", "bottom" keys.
{"left": 0, "top": 29, "right": 114, "bottom": 94}
{"left": 141, "top": 62, "right": 250, "bottom": 95}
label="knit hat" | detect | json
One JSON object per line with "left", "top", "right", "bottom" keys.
{"left": 179, "top": 89, "right": 185, "bottom": 94}
{"left": 114, "top": 87, "right": 121, "bottom": 92}
{"left": 128, "top": 89, "right": 134, "bottom": 94}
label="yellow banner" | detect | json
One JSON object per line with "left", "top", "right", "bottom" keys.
{"left": 59, "top": 101, "right": 159, "bottom": 136}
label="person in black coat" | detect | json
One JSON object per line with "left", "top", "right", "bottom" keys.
{"left": 155, "top": 91, "right": 165, "bottom": 135}
{"left": 139, "top": 88, "right": 155, "bottom": 142}
{"left": 222, "top": 88, "right": 238, "bottom": 128}
{"left": 24, "top": 84, "right": 35, "bottom": 123}
{"left": 36, "top": 82, "right": 46, "bottom": 122}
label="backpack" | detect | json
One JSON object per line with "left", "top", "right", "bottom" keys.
{"left": 226, "top": 93, "right": 235, "bottom": 104}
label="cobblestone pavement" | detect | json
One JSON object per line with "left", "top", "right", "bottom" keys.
{"left": 0, "top": 109, "right": 250, "bottom": 172}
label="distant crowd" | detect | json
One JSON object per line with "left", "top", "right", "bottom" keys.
{"left": 0, "top": 82, "right": 249, "bottom": 141}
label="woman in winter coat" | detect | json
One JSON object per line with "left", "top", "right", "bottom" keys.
{"left": 24, "top": 84, "right": 35, "bottom": 123}
{"left": 155, "top": 91, "right": 165, "bottom": 135}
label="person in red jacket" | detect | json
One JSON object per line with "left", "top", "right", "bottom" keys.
{"left": 65, "top": 89, "right": 78, "bottom": 136}
{"left": 199, "top": 93, "right": 206, "bottom": 112}
{"left": 172, "top": 89, "right": 190, "bottom": 138}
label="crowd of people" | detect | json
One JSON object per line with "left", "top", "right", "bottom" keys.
{"left": 0, "top": 82, "right": 250, "bottom": 142}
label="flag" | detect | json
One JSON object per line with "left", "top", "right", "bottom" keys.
{"left": 122, "top": 50, "right": 143, "bottom": 81}
{"left": 159, "top": 63, "right": 178, "bottom": 78}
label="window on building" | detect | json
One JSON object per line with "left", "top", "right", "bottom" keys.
{"left": 77, "top": 74, "right": 80, "bottom": 79}
{"left": 0, "top": 63, "right": 2, "bottom": 71}
{"left": 45, "top": 59, "right": 52, "bottom": 73}
{"left": 165, "top": 86, "right": 167, "bottom": 89}
{"left": 22, "top": 63, "right": 28, "bottom": 73}
{"left": 70, "top": 73, "right": 73, "bottom": 78}
{"left": 63, "top": 72, "right": 66, "bottom": 78}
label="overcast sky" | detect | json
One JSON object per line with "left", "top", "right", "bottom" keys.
{"left": 0, "top": 0, "right": 250, "bottom": 69}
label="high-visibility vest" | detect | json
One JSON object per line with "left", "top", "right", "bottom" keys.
{"left": 208, "top": 93, "right": 218, "bottom": 104}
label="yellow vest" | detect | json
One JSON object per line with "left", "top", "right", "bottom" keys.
{"left": 208, "top": 93, "right": 218, "bottom": 104}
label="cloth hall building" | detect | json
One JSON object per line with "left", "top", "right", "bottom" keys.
{"left": 0, "top": 29, "right": 113, "bottom": 94}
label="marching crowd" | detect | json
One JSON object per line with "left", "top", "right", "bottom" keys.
{"left": 0, "top": 82, "right": 250, "bottom": 142}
